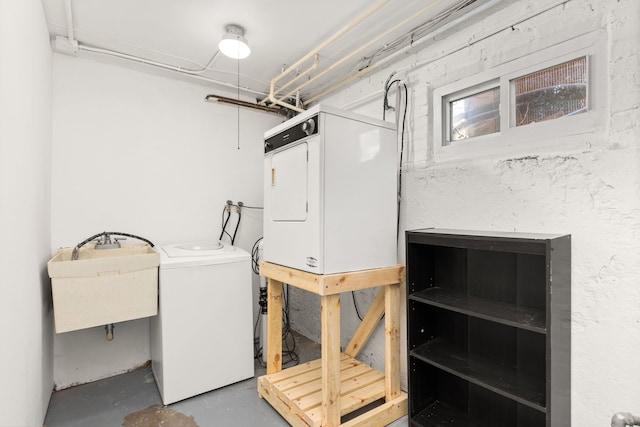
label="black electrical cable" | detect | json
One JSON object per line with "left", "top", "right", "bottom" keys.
{"left": 254, "top": 304, "right": 264, "bottom": 365}
{"left": 251, "top": 244, "right": 299, "bottom": 368}
{"left": 219, "top": 206, "right": 231, "bottom": 241}
{"left": 251, "top": 237, "right": 263, "bottom": 274}
{"left": 352, "top": 291, "right": 364, "bottom": 321}
{"left": 383, "top": 72, "right": 397, "bottom": 120}
{"left": 346, "top": 76, "right": 408, "bottom": 323}
{"left": 231, "top": 210, "right": 241, "bottom": 245}
{"left": 397, "top": 82, "right": 408, "bottom": 238}
{"left": 384, "top": 76, "right": 408, "bottom": 238}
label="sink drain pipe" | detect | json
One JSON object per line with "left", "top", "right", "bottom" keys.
{"left": 105, "top": 324, "right": 115, "bottom": 341}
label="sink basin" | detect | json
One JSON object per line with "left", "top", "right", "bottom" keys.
{"left": 47, "top": 243, "right": 160, "bottom": 333}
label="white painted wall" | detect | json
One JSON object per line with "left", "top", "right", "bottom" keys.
{"left": 51, "top": 53, "right": 281, "bottom": 388}
{"left": 0, "top": 0, "right": 54, "bottom": 425}
{"left": 292, "top": 0, "right": 640, "bottom": 425}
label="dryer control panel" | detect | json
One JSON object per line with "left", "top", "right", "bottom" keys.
{"left": 264, "top": 114, "right": 318, "bottom": 153}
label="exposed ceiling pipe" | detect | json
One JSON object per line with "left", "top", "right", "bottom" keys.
{"left": 263, "top": 55, "right": 320, "bottom": 113}
{"left": 303, "top": 0, "right": 501, "bottom": 106}
{"left": 64, "top": 0, "right": 75, "bottom": 42}
{"left": 204, "top": 94, "right": 288, "bottom": 116}
{"left": 276, "top": 55, "right": 319, "bottom": 98}
{"left": 276, "top": 0, "right": 451, "bottom": 107}
{"left": 268, "top": 80, "right": 304, "bottom": 113}
{"left": 60, "top": 0, "right": 259, "bottom": 96}
{"left": 77, "top": 44, "right": 266, "bottom": 96}
{"left": 261, "top": 0, "right": 391, "bottom": 108}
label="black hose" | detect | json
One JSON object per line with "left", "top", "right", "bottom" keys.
{"left": 71, "top": 231, "right": 155, "bottom": 260}
{"left": 219, "top": 207, "right": 231, "bottom": 241}
{"left": 231, "top": 210, "right": 241, "bottom": 245}
{"left": 74, "top": 231, "right": 155, "bottom": 250}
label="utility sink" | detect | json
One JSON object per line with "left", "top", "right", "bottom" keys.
{"left": 47, "top": 243, "right": 160, "bottom": 333}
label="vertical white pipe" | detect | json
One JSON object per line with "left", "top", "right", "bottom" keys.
{"left": 64, "top": 0, "right": 75, "bottom": 42}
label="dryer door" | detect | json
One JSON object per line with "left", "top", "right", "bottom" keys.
{"left": 270, "top": 142, "right": 308, "bottom": 221}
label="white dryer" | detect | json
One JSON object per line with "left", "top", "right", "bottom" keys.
{"left": 150, "top": 240, "right": 253, "bottom": 405}
{"left": 263, "top": 104, "right": 398, "bottom": 274}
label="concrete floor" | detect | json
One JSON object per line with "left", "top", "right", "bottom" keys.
{"left": 44, "top": 333, "right": 408, "bottom": 427}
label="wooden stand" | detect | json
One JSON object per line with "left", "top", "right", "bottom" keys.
{"left": 257, "top": 262, "right": 408, "bottom": 427}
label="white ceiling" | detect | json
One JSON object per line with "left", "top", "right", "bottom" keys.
{"left": 42, "top": 0, "right": 495, "bottom": 112}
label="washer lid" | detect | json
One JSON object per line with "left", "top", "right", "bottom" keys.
{"left": 162, "top": 240, "right": 224, "bottom": 258}
{"left": 159, "top": 240, "right": 250, "bottom": 268}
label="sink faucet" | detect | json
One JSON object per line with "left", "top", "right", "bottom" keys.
{"left": 70, "top": 231, "right": 156, "bottom": 260}
{"left": 612, "top": 413, "right": 640, "bottom": 427}
{"left": 95, "top": 233, "right": 122, "bottom": 250}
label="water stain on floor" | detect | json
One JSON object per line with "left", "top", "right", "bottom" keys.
{"left": 122, "top": 404, "right": 199, "bottom": 427}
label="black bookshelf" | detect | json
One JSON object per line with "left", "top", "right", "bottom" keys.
{"left": 406, "top": 229, "right": 571, "bottom": 427}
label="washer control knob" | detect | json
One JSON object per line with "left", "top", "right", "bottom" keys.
{"left": 301, "top": 119, "right": 315, "bottom": 136}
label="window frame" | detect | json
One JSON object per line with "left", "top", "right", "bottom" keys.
{"left": 444, "top": 80, "right": 501, "bottom": 144}
{"left": 432, "top": 31, "right": 605, "bottom": 162}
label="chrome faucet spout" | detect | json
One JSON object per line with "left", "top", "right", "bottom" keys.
{"left": 612, "top": 413, "right": 640, "bottom": 427}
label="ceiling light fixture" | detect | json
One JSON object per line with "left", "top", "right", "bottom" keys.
{"left": 218, "top": 24, "right": 251, "bottom": 59}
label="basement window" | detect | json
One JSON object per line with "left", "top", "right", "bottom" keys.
{"left": 447, "top": 84, "right": 500, "bottom": 144}
{"left": 433, "top": 31, "right": 603, "bottom": 161}
{"left": 511, "top": 56, "right": 587, "bottom": 127}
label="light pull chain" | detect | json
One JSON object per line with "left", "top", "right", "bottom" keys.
{"left": 236, "top": 55, "right": 240, "bottom": 150}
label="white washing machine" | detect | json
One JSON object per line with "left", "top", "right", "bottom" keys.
{"left": 150, "top": 240, "right": 254, "bottom": 405}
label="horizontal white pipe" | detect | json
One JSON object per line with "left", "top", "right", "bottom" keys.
{"left": 271, "top": 0, "right": 390, "bottom": 86}
{"left": 261, "top": 0, "right": 390, "bottom": 105}
{"left": 306, "top": 0, "right": 564, "bottom": 106}
{"left": 76, "top": 44, "right": 267, "bottom": 97}
{"left": 275, "top": 55, "right": 319, "bottom": 98}
{"left": 280, "top": 0, "right": 453, "bottom": 105}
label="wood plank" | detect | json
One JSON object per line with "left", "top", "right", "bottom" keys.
{"left": 265, "top": 354, "right": 349, "bottom": 385}
{"left": 289, "top": 364, "right": 382, "bottom": 412}
{"left": 271, "top": 355, "right": 352, "bottom": 395}
{"left": 321, "top": 293, "right": 341, "bottom": 427}
{"left": 265, "top": 358, "right": 324, "bottom": 384}
{"left": 385, "top": 283, "right": 401, "bottom": 400}
{"left": 339, "top": 375, "right": 386, "bottom": 414}
{"left": 344, "top": 289, "right": 385, "bottom": 358}
{"left": 267, "top": 277, "right": 283, "bottom": 375}
{"left": 305, "top": 378, "right": 387, "bottom": 427}
{"left": 340, "top": 394, "right": 408, "bottom": 427}
{"left": 260, "top": 261, "right": 322, "bottom": 294}
{"left": 258, "top": 375, "right": 282, "bottom": 401}
{"left": 280, "top": 360, "right": 366, "bottom": 406}
{"left": 257, "top": 378, "right": 309, "bottom": 427}
{"left": 317, "top": 265, "right": 405, "bottom": 296}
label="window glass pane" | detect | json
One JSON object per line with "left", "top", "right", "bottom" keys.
{"left": 449, "top": 87, "right": 500, "bottom": 143}
{"left": 513, "top": 56, "right": 587, "bottom": 127}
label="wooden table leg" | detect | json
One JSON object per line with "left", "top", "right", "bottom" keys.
{"left": 385, "top": 283, "right": 401, "bottom": 401}
{"left": 321, "top": 293, "right": 341, "bottom": 427}
{"left": 267, "top": 277, "right": 283, "bottom": 375}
